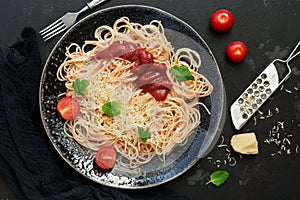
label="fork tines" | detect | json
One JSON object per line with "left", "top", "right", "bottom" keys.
{"left": 39, "top": 18, "right": 67, "bottom": 41}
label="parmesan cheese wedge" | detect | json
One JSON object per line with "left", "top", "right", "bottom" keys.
{"left": 230, "top": 132, "right": 259, "bottom": 155}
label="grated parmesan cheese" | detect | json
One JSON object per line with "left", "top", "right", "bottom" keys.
{"left": 263, "top": 121, "right": 298, "bottom": 156}
{"left": 205, "top": 135, "right": 238, "bottom": 168}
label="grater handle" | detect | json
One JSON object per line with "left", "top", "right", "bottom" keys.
{"left": 278, "top": 40, "right": 300, "bottom": 85}
{"left": 286, "top": 40, "right": 300, "bottom": 62}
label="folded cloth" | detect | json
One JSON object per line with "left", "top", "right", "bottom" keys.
{"left": 0, "top": 28, "right": 190, "bottom": 200}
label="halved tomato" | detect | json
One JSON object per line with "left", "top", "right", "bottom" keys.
{"left": 56, "top": 96, "right": 80, "bottom": 120}
{"left": 94, "top": 146, "right": 117, "bottom": 170}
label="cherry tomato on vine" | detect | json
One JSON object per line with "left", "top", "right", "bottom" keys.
{"left": 56, "top": 96, "right": 80, "bottom": 120}
{"left": 210, "top": 9, "right": 234, "bottom": 32}
{"left": 226, "top": 41, "right": 248, "bottom": 62}
{"left": 94, "top": 146, "right": 117, "bottom": 170}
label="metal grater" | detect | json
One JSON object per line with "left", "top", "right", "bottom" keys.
{"left": 230, "top": 41, "right": 300, "bottom": 130}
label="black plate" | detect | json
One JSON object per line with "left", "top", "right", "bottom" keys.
{"left": 39, "top": 5, "right": 226, "bottom": 189}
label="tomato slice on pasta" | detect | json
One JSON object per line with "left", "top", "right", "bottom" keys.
{"left": 95, "top": 146, "right": 117, "bottom": 170}
{"left": 56, "top": 97, "right": 80, "bottom": 120}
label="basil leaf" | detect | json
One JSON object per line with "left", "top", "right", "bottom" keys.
{"left": 102, "top": 101, "right": 121, "bottom": 117}
{"left": 73, "top": 78, "right": 89, "bottom": 96}
{"left": 171, "top": 65, "right": 194, "bottom": 82}
{"left": 206, "top": 170, "right": 229, "bottom": 186}
{"left": 138, "top": 126, "right": 151, "bottom": 142}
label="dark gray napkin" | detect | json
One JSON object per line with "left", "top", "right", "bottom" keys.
{"left": 0, "top": 27, "right": 134, "bottom": 200}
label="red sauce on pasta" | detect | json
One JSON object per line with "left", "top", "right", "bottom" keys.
{"left": 95, "top": 42, "right": 173, "bottom": 101}
{"left": 122, "top": 48, "right": 172, "bottom": 101}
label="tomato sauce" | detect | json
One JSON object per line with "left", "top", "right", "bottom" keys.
{"left": 94, "top": 42, "right": 139, "bottom": 60}
{"left": 95, "top": 43, "right": 173, "bottom": 101}
{"left": 122, "top": 48, "right": 172, "bottom": 101}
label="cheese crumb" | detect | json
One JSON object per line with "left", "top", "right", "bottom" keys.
{"left": 230, "top": 132, "right": 259, "bottom": 155}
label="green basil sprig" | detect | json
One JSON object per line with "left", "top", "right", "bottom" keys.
{"left": 138, "top": 126, "right": 151, "bottom": 142}
{"left": 102, "top": 101, "right": 121, "bottom": 117}
{"left": 171, "top": 65, "right": 194, "bottom": 82}
{"left": 206, "top": 170, "right": 229, "bottom": 186}
{"left": 73, "top": 78, "right": 89, "bottom": 96}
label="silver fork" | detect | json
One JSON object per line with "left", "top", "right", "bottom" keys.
{"left": 39, "top": 0, "right": 108, "bottom": 41}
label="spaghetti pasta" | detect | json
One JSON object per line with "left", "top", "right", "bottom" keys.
{"left": 57, "top": 17, "right": 213, "bottom": 168}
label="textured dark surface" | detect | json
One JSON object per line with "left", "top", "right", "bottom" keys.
{"left": 0, "top": 0, "right": 300, "bottom": 199}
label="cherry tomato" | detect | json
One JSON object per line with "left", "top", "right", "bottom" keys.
{"left": 226, "top": 41, "right": 248, "bottom": 62}
{"left": 210, "top": 9, "right": 234, "bottom": 32}
{"left": 56, "top": 96, "right": 80, "bottom": 120}
{"left": 94, "top": 146, "right": 117, "bottom": 170}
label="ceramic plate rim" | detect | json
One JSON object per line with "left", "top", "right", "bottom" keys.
{"left": 39, "top": 4, "right": 226, "bottom": 189}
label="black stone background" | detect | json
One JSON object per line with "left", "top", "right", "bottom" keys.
{"left": 0, "top": 0, "right": 299, "bottom": 199}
